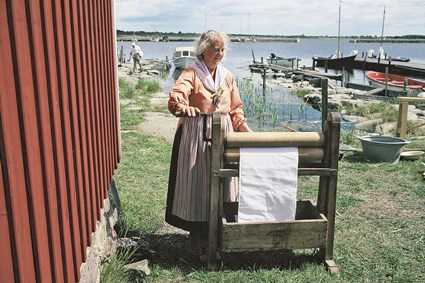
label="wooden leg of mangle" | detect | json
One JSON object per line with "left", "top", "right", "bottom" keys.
{"left": 206, "top": 235, "right": 217, "bottom": 269}
{"left": 325, "top": 260, "right": 340, "bottom": 275}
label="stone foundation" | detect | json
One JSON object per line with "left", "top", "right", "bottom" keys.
{"left": 79, "top": 180, "right": 120, "bottom": 283}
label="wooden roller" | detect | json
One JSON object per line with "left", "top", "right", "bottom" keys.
{"left": 224, "top": 147, "right": 324, "bottom": 163}
{"left": 225, "top": 132, "right": 325, "bottom": 148}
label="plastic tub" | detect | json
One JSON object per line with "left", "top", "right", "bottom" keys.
{"left": 357, "top": 135, "right": 409, "bottom": 163}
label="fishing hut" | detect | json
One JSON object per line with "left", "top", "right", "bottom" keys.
{"left": 206, "top": 111, "right": 341, "bottom": 274}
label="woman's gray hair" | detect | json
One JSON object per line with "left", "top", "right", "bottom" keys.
{"left": 195, "top": 30, "right": 230, "bottom": 60}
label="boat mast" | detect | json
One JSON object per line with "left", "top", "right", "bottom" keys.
{"left": 380, "top": 7, "right": 386, "bottom": 47}
{"left": 336, "top": 2, "right": 341, "bottom": 58}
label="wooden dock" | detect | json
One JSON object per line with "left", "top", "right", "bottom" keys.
{"left": 354, "top": 57, "right": 425, "bottom": 77}
{"left": 249, "top": 62, "right": 343, "bottom": 81}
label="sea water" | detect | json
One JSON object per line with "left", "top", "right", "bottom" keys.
{"left": 117, "top": 38, "right": 425, "bottom": 131}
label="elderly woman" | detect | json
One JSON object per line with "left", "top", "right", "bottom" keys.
{"left": 165, "top": 30, "right": 252, "bottom": 255}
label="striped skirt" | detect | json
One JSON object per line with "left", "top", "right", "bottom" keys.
{"left": 165, "top": 113, "right": 236, "bottom": 232}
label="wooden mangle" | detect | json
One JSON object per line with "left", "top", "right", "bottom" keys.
{"left": 206, "top": 111, "right": 341, "bottom": 274}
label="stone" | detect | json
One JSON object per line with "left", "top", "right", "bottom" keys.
{"left": 125, "top": 259, "right": 151, "bottom": 276}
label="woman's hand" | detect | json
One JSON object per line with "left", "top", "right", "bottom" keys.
{"left": 176, "top": 104, "right": 200, "bottom": 117}
{"left": 238, "top": 123, "right": 253, "bottom": 132}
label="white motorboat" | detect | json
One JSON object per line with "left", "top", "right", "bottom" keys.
{"left": 173, "top": 46, "right": 196, "bottom": 69}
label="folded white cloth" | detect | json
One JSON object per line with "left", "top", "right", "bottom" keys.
{"left": 238, "top": 147, "right": 298, "bottom": 222}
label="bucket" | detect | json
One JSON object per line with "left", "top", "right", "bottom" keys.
{"left": 357, "top": 135, "right": 409, "bottom": 163}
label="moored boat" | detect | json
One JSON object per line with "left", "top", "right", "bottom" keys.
{"left": 172, "top": 46, "right": 196, "bottom": 69}
{"left": 267, "top": 53, "right": 301, "bottom": 69}
{"left": 313, "top": 52, "right": 357, "bottom": 70}
{"left": 365, "top": 71, "right": 425, "bottom": 93}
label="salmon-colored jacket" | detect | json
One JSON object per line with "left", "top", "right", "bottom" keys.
{"left": 168, "top": 67, "right": 248, "bottom": 131}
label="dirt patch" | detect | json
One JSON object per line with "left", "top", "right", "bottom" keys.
{"left": 138, "top": 111, "right": 178, "bottom": 143}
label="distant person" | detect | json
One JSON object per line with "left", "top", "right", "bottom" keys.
{"left": 129, "top": 42, "right": 143, "bottom": 73}
{"left": 165, "top": 30, "right": 252, "bottom": 257}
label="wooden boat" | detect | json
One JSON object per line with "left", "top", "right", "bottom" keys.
{"left": 313, "top": 52, "right": 357, "bottom": 70}
{"left": 267, "top": 53, "right": 301, "bottom": 69}
{"left": 312, "top": 3, "right": 357, "bottom": 71}
{"left": 172, "top": 46, "right": 196, "bottom": 69}
{"left": 365, "top": 71, "right": 425, "bottom": 92}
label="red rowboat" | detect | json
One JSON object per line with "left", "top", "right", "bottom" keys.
{"left": 365, "top": 71, "right": 425, "bottom": 93}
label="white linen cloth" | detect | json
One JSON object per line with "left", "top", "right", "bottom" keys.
{"left": 238, "top": 147, "right": 298, "bottom": 222}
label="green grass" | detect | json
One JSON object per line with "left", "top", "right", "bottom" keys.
{"left": 344, "top": 101, "right": 399, "bottom": 123}
{"left": 110, "top": 77, "right": 425, "bottom": 282}
{"left": 100, "top": 247, "right": 140, "bottom": 283}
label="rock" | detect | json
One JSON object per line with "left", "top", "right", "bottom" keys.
{"left": 341, "top": 115, "right": 367, "bottom": 123}
{"left": 375, "top": 122, "right": 397, "bottom": 135}
{"left": 355, "top": 118, "right": 384, "bottom": 132}
{"left": 335, "top": 86, "right": 352, "bottom": 94}
{"left": 124, "top": 259, "right": 151, "bottom": 276}
{"left": 303, "top": 93, "right": 321, "bottom": 104}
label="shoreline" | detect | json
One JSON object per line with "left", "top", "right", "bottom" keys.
{"left": 118, "top": 58, "right": 425, "bottom": 138}
{"left": 116, "top": 34, "right": 425, "bottom": 43}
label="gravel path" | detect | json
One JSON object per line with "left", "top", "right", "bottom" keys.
{"left": 118, "top": 62, "right": 178, "bottom": 143}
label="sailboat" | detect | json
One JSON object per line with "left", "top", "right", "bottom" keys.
{"left": 312, "top": 2, "right": 357, "bottom": 70}
{"left": 372, "top": 7, "right": 410, "bottom": 62}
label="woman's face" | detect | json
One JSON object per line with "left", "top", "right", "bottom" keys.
{"left": 202, "top": 39, "right": 225, "bottom": 71}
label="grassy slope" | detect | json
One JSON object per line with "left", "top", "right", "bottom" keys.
{"left": 112, "top": 78, "right": 425, "bottom": 283}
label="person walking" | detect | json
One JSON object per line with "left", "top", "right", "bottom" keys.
{"left": 129, "top": 42, "right": 143, "bottom": 73}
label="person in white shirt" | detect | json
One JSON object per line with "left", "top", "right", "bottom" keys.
{"left": 129, "top": 42, "right": 143, "bottom": 73}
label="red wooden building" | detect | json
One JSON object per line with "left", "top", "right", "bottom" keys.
{"left": 0, "top": 0, "right": 120, "bottom": 282}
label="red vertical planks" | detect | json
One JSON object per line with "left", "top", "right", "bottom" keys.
{"left": 75, "top": 0, "right": 96, "bottom": 236}
{"left": 0, "top": 0, "right": 119, "bottom": 281}
{"left": 0, "top": 2, "right": 37, "bottom": 282}
{"left": 0, "top": 155, "right": 15, "bottom": 283}
{"left": 28, "top": 1, "right": 66, "bottom": 280}
{"left": 61, "top": 0, "right": 88, "bottom": 267}
{"left": 68, "top": 0, "right": 92, "bottom": 254}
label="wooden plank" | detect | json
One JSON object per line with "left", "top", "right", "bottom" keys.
{"left": 324, "top": 113, "right": 340, "bottom": 260}
{"left": 221, "top": 201, "right": 328, "bottom": 252}
{"left": 363, "top": 87, "right": 385, "bottom": 96}
{"left": 207, "top": 112, "right": 222, "bottom": 269}
{"left": 40, "top": 0, "right": 76, "bottom": 279}
{"left": 325, "top": 259, "right": 340, "bottom": 275}
{"left": 33, "top": 1, "right": 67, "bottom": 279}
{"left": 224, "top": 147, "right": 324, "bottom": 163}
{"left": 71, "top": 0, "right": 92, "bottom": 248}
{"left": 61, "top": 0, "right": 88, "bottom": 266}
{"left": 87, "top": 0, "right": 102, "bottom": 217}
{"left": 52, "top": 0, "right": 83, "bottom": 278}
{"left": 0, "top": 153, "right": 15, "bottom": 283}
{"left": 92, "top": 0, "right": 106, "bottom": 207}
{"left": 0, "top": 2, "right": 37, "bottom": 281}
{"left": 396, "top": 101, "right": 409, "bottom": 139}
{"left": 222, "top": 219, "right": 327, "bottom": 252}
{"left": 78, "top": 0, "right": 97, "bottom": 233}
{"left": 12, "top": 1, "right": 56, "bottom": 281}
{"left": 226, "top": 132, "right": 324, "bottom": 147}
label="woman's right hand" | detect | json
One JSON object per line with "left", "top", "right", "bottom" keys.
{"left": 176, "top": 104, "right": 200, "bottom": 117}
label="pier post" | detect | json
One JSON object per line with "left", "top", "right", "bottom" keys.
{"left": 262, "top": 68, "right": 267, "bottom": 97}
{"left": 321, "top": 79, "right": 328, "bottom": 130}
{"left": 384, "top": 67, "right": 389, "bottom": 96}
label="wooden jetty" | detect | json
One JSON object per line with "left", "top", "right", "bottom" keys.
{"left": 354, "top": 57, "right": 425, "bottom": 77}
{"left": 349, "top": 38, "right": 425, "bottom": 44}
{"left": 249, "top": 62, "right": 343, "bottom": 81}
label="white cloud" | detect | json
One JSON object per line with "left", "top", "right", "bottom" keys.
{"left": 114, "top": 0, "right": 425, "bottom": 36}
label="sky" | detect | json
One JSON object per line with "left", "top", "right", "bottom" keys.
{"left": 114, "top": 0, "right": 424, "bottom": 36}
